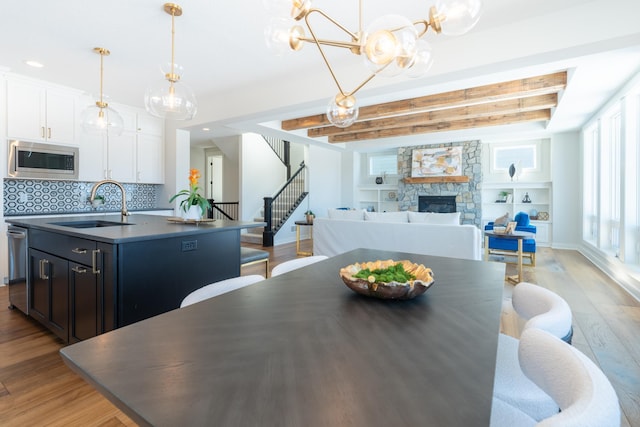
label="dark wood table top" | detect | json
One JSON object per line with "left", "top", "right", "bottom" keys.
{"left": 60, "top": 248, "right": 506, "bottom": 427}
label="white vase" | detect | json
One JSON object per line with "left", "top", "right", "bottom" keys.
{"left": 182, "top": 205, "right": 202, "bottom": 221}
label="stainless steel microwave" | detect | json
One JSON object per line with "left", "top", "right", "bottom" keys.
{"left": 8, "top": 140, "right": 79, "bottom": 180}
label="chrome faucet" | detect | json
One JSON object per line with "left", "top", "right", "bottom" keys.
{"left": 90, "top": 179, "right": 130, "bottom": 222}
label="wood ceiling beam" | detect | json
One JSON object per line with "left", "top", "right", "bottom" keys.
{"left": 308, "top": 93, "right": 558, "bottom": 137}
{"left": 281, "top": 71, "right": 567, "bottom": 131}
{"left": 327, "top": 109, "right": 551, "bottom": 143}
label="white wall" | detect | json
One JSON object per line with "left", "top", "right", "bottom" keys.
{"left": 550, "top": 132, "right": 581, "bottom": 248}
{"left": 240, "top": 133, "right": 286, "bottom": 221}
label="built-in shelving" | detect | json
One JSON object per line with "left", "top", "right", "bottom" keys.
{"left": 357, "top": 185, "right": 398, "bottom": 212}
{"left": 481, "top": 182, "right": 552, "bottom": 245}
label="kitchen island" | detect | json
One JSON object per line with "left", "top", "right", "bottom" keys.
{"left": 5, "top": 214, "right": 264, "bottom": 343}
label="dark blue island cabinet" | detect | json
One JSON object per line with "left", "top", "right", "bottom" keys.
{"left": 19, "top": 216, "right": 248, "bottom": 344}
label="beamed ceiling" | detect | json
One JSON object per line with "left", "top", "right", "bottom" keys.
{"left": 281, "top": 71, "right": 567, "bottom": 143}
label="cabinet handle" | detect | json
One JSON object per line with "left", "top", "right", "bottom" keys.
{"left": 48, "top": 127, "right": 52, "bottom": 139}
{"left": 41, "top": 126, "right": 45, "bottom": 138}
{"left": 92, "top": 249, "right": 101, "bottom": 274}
{"left": 72, "top": 248, "right": 87, "bottom": 254}
{"left": 39, "top": 259, "right": 50, "bottom": 280}
{"left": 71, "top": 266, "right": 88, "bottom": 274}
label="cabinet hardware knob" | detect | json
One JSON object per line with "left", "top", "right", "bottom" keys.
{"left": 47, "top": 127, "right": 52, "bottom": 139}
{"left": 71, "top": 266, "right": 87, "bottom": 274}
{"left": 39, "top": 259, "right": 50, "bottom": 280}
{"left": 72, "top": 248, "right": 87, "bottom": 254}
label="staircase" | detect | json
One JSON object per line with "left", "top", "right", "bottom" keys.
{"left": 241, "top": 161, "right": 308, "bottom": 246}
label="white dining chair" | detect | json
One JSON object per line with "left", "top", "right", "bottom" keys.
{"left": 180, "top": 275, "right": 265, "bottom": 308}
{"left": 490, "top": 328, "right": 620, "bottom": 427}
{"left": 493, "top": 282, "right": 573, "bottom": 420}
{"left": 270, "top": 255, "right": 328, "bottom": 276}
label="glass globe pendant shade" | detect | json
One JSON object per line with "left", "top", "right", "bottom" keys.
{"left": 434, "top": 0, "right": 483, "bottom": 36}
{"left": 406, "top": 39, "right": 434, "bottom": 78}
{"left": 265, "top": 17, "right": 303, "bottom": 56}
{"left": 145, "top": 77, "right": 198, "bottom": 121}
{"left": 362, "top": 14, "right": 418, "bottom": 77}
{"left": 326, "top": 94, "right": 358, "bottom": 128}
{"left": 81, "top": 103, "right": 124, "bottom": 136}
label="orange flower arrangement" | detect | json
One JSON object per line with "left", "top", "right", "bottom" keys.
{"left": 169, "top": 168, "right": 211, "bottom": 216}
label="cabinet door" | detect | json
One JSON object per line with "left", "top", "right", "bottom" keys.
{"left": 136, "top": 133, "right": 164, "bottom": 183}
{"left": 78, "top": 132, "right": 107, "bottom": 181}
{"left": 7, "top": 80, "right": 47, "bottom": 141}
{"left": 69, "top": 262, "right": 99, "bottom": 343}
{"left": 29, "top": 249, "right": 51, "bottom": 324}
{"left": 45, "top": 89, "right": 76, "bottom": 144}
{"left": 107, "top": 131, "right": 137, "bottom": 182}
{"left": 29, "top": 249, "right": 69, "bottom": 342}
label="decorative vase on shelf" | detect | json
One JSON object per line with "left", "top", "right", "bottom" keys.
{"left": 182, "top": 205, "right": 203, "bottom": 221}
{"left": 508, "top": 163, "right": 516, "bottom": 181}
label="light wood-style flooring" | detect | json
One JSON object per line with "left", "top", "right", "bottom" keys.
{"left": 0, "top": 243, "right": 638, "bottom": 426}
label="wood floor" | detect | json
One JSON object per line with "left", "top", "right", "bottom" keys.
{"left": 1, "top": 243, "right": 638, "bottom": 426}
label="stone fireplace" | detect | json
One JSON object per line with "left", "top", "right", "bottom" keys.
{"left": 397, "top": 141, "right": 482, "bottom": 226}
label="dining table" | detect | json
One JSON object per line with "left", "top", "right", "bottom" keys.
{"left": 60, "top": 248, "right": 506, "bottom": 427}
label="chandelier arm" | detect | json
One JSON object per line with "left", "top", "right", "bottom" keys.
{"left": 305, "top": 12, "right": 350, "bottom": 96}
{"left": 296, "top": 36, "right": 360, "bottom": 50}
{"left": 413, "top": 20, "right": 431, "bottom": 38}
{"left": 306, "top": 8, "right": 361, "bottom": 45}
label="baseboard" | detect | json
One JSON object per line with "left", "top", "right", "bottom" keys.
{"left": 579, "top": 243, "right": 640, "bottom": 302}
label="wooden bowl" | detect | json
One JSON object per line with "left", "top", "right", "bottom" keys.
{"left": 339, "top": 259, "right": 434, "bottom": 300}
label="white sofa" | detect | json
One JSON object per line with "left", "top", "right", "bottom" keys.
{"left": 313, "top": 210, "right": 482, "bottom": 261}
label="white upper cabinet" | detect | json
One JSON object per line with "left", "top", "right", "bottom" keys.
{"left": 6, "top": 78, "right": 77, "bottom": 145}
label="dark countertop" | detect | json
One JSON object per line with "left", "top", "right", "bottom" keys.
{"left": 5, "top": 214, "right": 265, "bottom": 244}
{"left": 3, "top": 207, "right": 173, "bottom": 218}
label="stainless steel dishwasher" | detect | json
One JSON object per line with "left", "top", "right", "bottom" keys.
{"left": 6, "top": 225, "right": 29, "bottom": 314}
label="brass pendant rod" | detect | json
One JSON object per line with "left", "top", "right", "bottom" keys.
{"left": 99, "top": 50, "right": 104, "bottom": 107}
{"left": 305, "top": 10, "right": 348, "bottom": 96}
{"left": 170, "top": 8, "right": 176, "bottom": 80}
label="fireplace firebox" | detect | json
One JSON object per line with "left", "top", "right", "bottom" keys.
{"left": 418, "top": 196, "right": 457, "bottom": 213}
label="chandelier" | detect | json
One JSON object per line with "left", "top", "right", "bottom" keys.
{"left": 81, "top": 47, "right": 124, "bottom": 135}
{"left": 145, "top": 2, "right": 197, "bottom": 120}
{"left": 265, "top": 0, "right": 483, "bottom": 127}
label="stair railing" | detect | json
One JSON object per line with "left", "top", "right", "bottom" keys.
{"left": 263, "top": 161, "right": 308, "bottom": 246}
{"left": 207, "top": 200, "right": 238, "bottom": 220}
{"left": 262, "top": 136, "right": 291, "bottom": 179}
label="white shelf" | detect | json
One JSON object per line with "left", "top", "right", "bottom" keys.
{"left": 357, "top": 186, "right": 398, "bottom": 212}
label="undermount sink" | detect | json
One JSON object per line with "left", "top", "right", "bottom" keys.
{"left": 50, "top": 220, "right": 133, "bottom": 229}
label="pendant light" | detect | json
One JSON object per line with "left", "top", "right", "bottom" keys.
{"left": 144, "top": 3, "right": 197, "bottom": 120}
{"left": 81, "top": 47, "right": 124, "bottom": 136}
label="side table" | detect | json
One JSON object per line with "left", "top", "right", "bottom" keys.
{"left": 484, "top": 230, "right": 534, "bottom": 284}
{"left": 294, "top": 220, "right": 313, "bottom": 256}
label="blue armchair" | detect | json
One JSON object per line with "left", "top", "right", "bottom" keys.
{"left": 485, "top": 212, "right": 536, "bottom": 266}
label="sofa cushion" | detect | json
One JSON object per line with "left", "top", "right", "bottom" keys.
{"left": 364, "top": 211, "right": 409, "bottom": 223}
{"left": 327, "top": 208, "right": 365, "bottom": 220}
{"left": 408, "top": 211, "right": 461, "bottom": 225}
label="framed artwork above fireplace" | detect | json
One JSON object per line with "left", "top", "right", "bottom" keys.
{"left": 411, "top": 146, "right": 462, "bottom": 178}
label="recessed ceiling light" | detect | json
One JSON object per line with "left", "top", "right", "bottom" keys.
{"left": 202, "top": 127, "right": 210, "bottom": 131}
{"left": 24, "top": 60, "right": 44, "bottom": 68}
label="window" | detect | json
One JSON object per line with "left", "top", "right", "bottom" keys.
{"left": 493, "top": 145, "right": 536, "bottom": 171}
{"left": 368, "top": 153, "right": 398, "bottom": 176}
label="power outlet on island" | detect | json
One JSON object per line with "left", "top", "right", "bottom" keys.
{"left": 181, "top": 240, "right": 198, "bottom": 251}
{"left": 291, "top": 226, "right": 296, "bottom": 232}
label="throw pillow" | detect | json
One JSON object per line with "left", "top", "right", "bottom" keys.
{"left": 494, "top": 212, "right": 510, "bottom": 226}
{"left": 364, "top": 211, "right": 409, "bottom": 223}
{"left": 327, "top": 208, "right": 365, "bottom": 220}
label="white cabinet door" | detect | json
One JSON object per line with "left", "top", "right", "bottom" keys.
{"left": 137, "top": 113, "right": 163, "bottom": 136}
{"left": 7, "top": 80, "right": 46, "bottom": 141}
{"left": 78, "top": 133, "right": 107, "bottom": 181}
{"left": 136, "top": 133, "right": 164, "bottom": 183}
{"left": 106, "top": 132, "right": 137, "bottom": 182}
{"left": 45, "top": 89, "right": 76, "bottom": 144}
{"left": 6, "top": 79, "right": 76, "bottom": 145}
